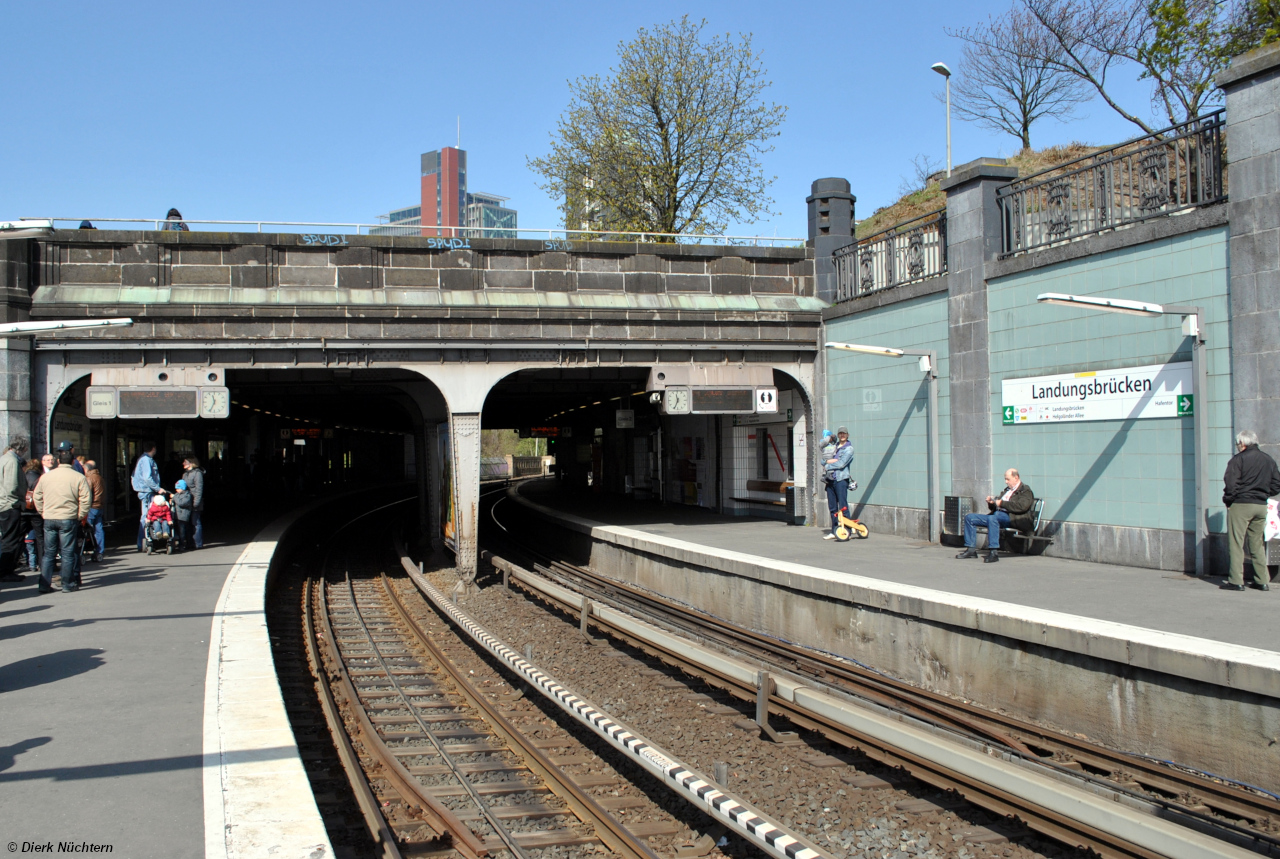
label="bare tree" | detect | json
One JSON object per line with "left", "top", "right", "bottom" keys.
{"left": 1021, "top": 0, "right": 1158, "bottom": 134}
{"left": 946, "top": 7, "right": 1093, "bottom": 149}
{"left": 528, "top": 17, "right": 786, "bottom": 235}
{"left": 897, "top": 154, "right": 944, "bottom": 197}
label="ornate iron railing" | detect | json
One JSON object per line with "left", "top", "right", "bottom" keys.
{"left": 998, "top": 110, "right": 1226, "bottom": 257}
{"left": 833, "top": 209, "right": 947, "bottom": 302}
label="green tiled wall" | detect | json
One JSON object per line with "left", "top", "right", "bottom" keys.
{"left": 826, "top": 293, "right": 951, "bottom": 512}
{"left": 988, "top": 226, "right": 1232, "bottom": 533}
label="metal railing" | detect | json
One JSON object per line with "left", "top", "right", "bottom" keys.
{"left": 18, "top": 217, "right": 804, "bottom": 248}
{"left": 997, "top": 110, "right": 1226, "bottom": 257}
{"left": 833, "top": 209, "right": 947, "bottom": 302}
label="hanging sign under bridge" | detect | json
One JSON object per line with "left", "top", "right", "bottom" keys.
{"left": 1001, "top": 362, "right": 1193, "bottom": 425}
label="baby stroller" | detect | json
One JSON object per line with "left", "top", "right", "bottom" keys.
{"left": 145, "top": 518, "right": 173, "bottom": 554}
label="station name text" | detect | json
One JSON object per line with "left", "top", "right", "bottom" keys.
{"left": 1030, "top": 376, "right": 1153, "bottom": 401}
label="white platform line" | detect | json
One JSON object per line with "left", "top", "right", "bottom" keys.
{"left": 202, "top": 510, "right": 331, "bottom": 859}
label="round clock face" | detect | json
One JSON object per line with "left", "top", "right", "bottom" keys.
{"left": 665, "top": 388, "right": 689, "bottom": 413}
{"left": 202, "top": 389, "right": 228, "bottom": 416}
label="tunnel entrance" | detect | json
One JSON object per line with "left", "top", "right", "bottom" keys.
{"left": 47, "top": 369, "right": 426, "bottom": 527}
{"left": 482, "top": 366, "right": 812, "bottom": 520}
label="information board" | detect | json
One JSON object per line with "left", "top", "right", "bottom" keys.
{"left": 1001, "top": 362, "right": 1193, "bottom": 425}
{"left": 117, "top": 388, "right": 200, "bottom": 418}
{"left": 690, "top": 388, "right": 754, "bottom": 413}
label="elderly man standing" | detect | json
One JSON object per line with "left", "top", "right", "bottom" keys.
{"left": 957, "top": 468, "right": 1035, "bottom": 563}
{"left": 33, "top": 445, "right": 91, "bottom": 593}
{"left": 1221, "top": 430, "right": 1280, "bottom": 591}
{"left": 0, "top": 435, "right": 29, "bottom": 582}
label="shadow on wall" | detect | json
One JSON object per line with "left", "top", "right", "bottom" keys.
{"left": 849, "top": 376, "right": 927, "bottom": 519}
{"left": 1039, "top": 349, "right": 1193, "bottom": 537}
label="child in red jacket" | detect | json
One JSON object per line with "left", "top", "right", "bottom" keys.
{"left": 146, "top": 493, "right": 173, "bottom": 543}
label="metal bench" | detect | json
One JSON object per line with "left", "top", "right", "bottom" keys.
{"left": 999, "top": 498, "right": 1053, "bottom": 554}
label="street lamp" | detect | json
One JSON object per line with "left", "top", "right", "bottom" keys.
{"left": 931, "top": 62, "right": 952, "bottom": 177}
{"left": 1036, "top": 292, "right": 1208, "bottom": 577}
{"left": 825, "top": 341, "right": 941, "bottom": 543}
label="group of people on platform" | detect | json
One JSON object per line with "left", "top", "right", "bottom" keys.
{"left": 0, "top": 436, "right": 207, "bottom": 595}
{"left": 131, "top": 442, "right": 205, "bottom": 554}
{"left": 818, "top": 422, "right": 1278, "bottom": 586}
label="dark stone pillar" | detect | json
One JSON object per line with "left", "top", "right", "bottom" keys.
{"left": 0, "top": 240, "right": 33, "bottom": 446}
{"left": 940, "top": 159, "right": 1018, "bottom": 502}
{"left": 807, "top": 178, "right": 855, "bottom": 304}
{"left": 1218, "top": 43, "right": 1280, "bottom": 461}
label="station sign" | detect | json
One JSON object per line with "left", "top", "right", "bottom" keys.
{"left": 86, "top": 385, "right": 232, "bottom": 420}
{"left": 660, "top": 386, "right": 779, "bottom": 416}
{"left": 522, "top": 426, "right": 571, "bottom": 439}
{"left": 615, "top": 409, "right": 635, "bottom": 429}
{"left": 1001, "top": 362, "right": 1192, "bottom": 425}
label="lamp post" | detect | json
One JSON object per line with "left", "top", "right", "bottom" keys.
{"left": 824, "top": 341, "right": 941, "bottom": 543}
{"left": 1036, "top": 292, "right": 1209, "bottom": 577}
{"left": 931, "top": 62, "right": 952, "bottom": 177}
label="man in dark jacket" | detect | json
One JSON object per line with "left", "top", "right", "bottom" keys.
{"left": 1221, "top": 430, "right": 1280, "bottom": 591}
{"left": 957, "top": 468, "right": 1035, "bottom": 563}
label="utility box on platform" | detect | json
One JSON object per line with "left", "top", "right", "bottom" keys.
{"left": 943, "top": 496, "right": 976, "bottom": 546}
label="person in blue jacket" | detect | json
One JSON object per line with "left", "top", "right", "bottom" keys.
{"left": 131, "top": 442, "right": 161, "bottom": 551}
{"left": 823, "top": 426, "right": 854, "bottom": 540}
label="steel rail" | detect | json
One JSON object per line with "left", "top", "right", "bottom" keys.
{"left": 313, "top": 570, "right": 487, "bottom": 857}
{"left": 395, "top": 546, "right": 834, "bottom": 859}
{"left": 377, "top": 571, "right": 660, "bottom": 859}
{"left": 495, "top": 521, "right": 1280, "bottom": 832}
{"left": 301, "top": 578, "right": 404, "bottom": 859}
{"left": 479, "top": 543, "right": 1268, "bottom": 859}
{"left": 337, "top": 574, "right": 526, "bottom": 859}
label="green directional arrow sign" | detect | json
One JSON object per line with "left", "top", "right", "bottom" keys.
{"left": 1002, "top": 405, "right": 1015, "bottom": 425}
{"left": 1177, "top": 394, "right": 1194, "bottom": 416}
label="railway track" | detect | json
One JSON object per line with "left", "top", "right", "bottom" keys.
{"left": 479, "top": 488, "right": 1279, "bottom": 859}
{"left": 271, "top": 498, "right": 746, "bottom": 859}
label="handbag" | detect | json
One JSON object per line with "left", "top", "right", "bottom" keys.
{"left": 24, "top": 489, "right": 34, "bottom": 511}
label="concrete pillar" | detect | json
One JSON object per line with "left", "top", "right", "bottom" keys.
{"left": 1218, "top": 43, "right": 1280, "bottom": 461}
{"left": 0, "top": 240, "right": 33, "bottom": 447}
{"left": 806, "top": 178, "right": 855, "bottom": 304}
{"left": 939, "top": 159, "right": 1018, "bottom": 502}
{"left": 449, "top": 412, "right": 482, "bottom": 584}
{"left": 426, "top": 423, "right": 442, "bottom": 551}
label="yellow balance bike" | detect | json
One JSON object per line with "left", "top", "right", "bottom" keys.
{"left": 834, "top": 506, "right": 869, "bottom": 541}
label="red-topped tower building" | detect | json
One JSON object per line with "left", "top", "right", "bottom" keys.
{"left": 421, "top": 147, "right": 467, "bottom": 237}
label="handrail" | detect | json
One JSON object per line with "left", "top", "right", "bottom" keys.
{"left": 19, "top": 217, "right": 804, "bottom": 247}
{"left": 997, "top": 111, "right": 1226, "bottom": 256}
{"left": 833, "top": 208, "right": 947, "bottom": 301}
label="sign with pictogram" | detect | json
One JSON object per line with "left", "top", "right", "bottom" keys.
{"left": 755, "top": 387, "right": 778, "bottom": 413}
{"left": 1001, "top": 362, "right": 1192, "bottom": 424}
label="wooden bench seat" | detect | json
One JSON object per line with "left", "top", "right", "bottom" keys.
{"left": 733, "top": 479, "right": 793, "bottom": 507}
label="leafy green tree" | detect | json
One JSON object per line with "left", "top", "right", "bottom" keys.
{"left": 528, "top": 17, "right": 786, "bottom": 236}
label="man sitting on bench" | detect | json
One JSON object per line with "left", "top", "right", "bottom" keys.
{"left": 956, "top": 468, "right": 1035, "bottom": 563}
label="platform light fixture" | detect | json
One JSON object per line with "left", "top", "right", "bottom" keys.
{"left": 1036, "top": 292, "right": 1209, "bottom": 576}
{"left": 824, "top": 341, "right": 941, "bottom": 543}
{"left": 0, "top": 317, "right": 133, "bottom": 337}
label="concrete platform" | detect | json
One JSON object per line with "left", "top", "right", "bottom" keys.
{"left": 513, "top": 481, "right": 1278, "bottom": 651}
{"left": 507, "top": 481, "right": 1280, "bottom": 788}
{"left": 0, "top": 509, "right": 328, "bottom": 859}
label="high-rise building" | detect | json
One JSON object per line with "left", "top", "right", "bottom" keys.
{"left": 421, "top": 148, "right": 467, "bottom": 236}
{"left": 376, "top": 146, "right": 517, "bottom": 239}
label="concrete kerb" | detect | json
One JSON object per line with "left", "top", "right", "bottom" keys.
{"left": 202, "top": 504, "right": 331, "bottom": 859}
{"left": 507, "top": 488, "right": 1280, "bottom": 700}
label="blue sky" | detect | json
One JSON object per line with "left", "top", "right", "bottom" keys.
{"left": 1, "top": 1, "right": 1178, "bottom": 239}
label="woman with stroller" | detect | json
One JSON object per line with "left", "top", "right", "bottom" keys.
{"left": 145, "top": 492, "right": 174, "bottom": 552}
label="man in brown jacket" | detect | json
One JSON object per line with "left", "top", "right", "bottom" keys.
{"left": 84, "top": 460, "right": 106, "bottom": 562}
{"left": 33, "top": 444, "right": 91, "bottom": 593}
